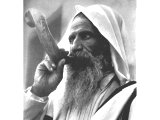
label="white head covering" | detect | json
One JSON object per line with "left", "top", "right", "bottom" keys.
{"left": 58, "top": 4, "right": 130, "bottom": 85}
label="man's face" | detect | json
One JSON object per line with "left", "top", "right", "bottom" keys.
{"left": 68, "top": 15, "right": 99, "bottom": 57}
{"left": 63, "top": 14, "right": 112, "bottom": 111}
{"left": 63, "top": 14, "right": 104, "bottom": 111}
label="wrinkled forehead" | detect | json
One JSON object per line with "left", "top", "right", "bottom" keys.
{"left": 70, "top": 13, "right": 95, "bottom": 33}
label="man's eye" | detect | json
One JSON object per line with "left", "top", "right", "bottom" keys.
{"left": 69, "top": 35, "right": 75, "bottom": 43}
{"left": 81, "top": 32, "right": 92, "bottom": 40}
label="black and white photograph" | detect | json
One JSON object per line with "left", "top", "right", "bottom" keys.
{"left": 23, "top": 0, "right": 137, "bottom": 119}
{"left": 2, "top": 0, "right": 160, "bottom": 120}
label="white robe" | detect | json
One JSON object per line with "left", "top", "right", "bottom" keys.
{"left": 24, "top": 74, "right": 136, "bottom": 120}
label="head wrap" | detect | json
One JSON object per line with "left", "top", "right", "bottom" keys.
{"left": 58, "top": 4, "right": 130, "bottom": 85}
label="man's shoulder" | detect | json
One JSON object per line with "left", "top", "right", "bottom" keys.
{"left": 100, "top": 80, "right": 136, "bottom": 109}
{"left": 93, "top": 81, "right": 136, "bottom": 120}
{"left": 110, "top": 80, "right": 137, "bottom": 100}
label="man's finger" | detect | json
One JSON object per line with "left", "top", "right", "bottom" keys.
{"left": 57, "top": 59, "right": 65, "bottom": 75}
{"left": 43, "top": 59, "right": 55, "bottom": 72}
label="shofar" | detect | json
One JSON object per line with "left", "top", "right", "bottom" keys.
{"left": 24, "top": 8, "right": 71, "bottom": 64}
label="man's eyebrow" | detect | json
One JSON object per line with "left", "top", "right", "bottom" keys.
{"left": 79, "top": 30, "right": 94, "bottom": 36}
{"left": 69, "top": 29, "right": 93, "bottom": 36}
{"left": 80, "top": 28, "right": 95, "bottom": 34}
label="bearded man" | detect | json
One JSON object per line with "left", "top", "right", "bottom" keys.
{"left": 24, "top": 4, "right": 136, "bottom": 120}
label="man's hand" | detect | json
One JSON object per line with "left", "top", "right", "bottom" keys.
{"left": 31, "top": 55, "right": 66, "bottom": 97}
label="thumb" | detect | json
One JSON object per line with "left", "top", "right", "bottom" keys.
{"left": 57, "top": 59, "right": 65, "bottom": 75}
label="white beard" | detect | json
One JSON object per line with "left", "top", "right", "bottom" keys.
{"left": 62, "top": 53, "right": 105, "bottom": 111}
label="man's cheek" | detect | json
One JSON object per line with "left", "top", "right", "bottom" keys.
{"left": 91, "top": 43, "right": 104, "bottom": 56}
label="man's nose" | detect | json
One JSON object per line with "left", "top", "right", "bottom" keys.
{"left": 71, "top": 36, "right": 83, "bottom": 52}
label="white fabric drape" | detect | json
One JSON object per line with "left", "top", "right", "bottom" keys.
{"left": 58, "top": 4, "right": 130, "bottom": 85}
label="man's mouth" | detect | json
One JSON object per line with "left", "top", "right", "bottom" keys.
{"left": 65, "top": 52, "right": 82, "bottom": 64}
{"left": 69, "top": 49, "right": 92, "bottom": 58}
{"left": 68, "top": 51, "right": 82, "bottom": 57}
{"left": 65, "top": 51, "right": 84, "bottom": 64}
{"left": 67, "top": 51, "right": 93, "bottom": 69}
